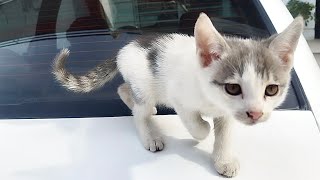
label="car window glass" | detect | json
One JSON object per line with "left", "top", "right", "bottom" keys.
{"left": 0, "top": 0, "right": 306, "bottom": 118}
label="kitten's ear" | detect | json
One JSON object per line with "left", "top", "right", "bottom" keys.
{"left": 268, "top": 16, "right": 304, "bottom": 68}
{"left": 194, "top": 13, "right": 229, "bottom": 67}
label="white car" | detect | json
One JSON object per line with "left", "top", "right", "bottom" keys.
{"left": 0, "top": 0, "right": 320, "bottom": 179}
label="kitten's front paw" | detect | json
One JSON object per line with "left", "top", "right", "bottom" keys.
{"left": 214, "top": 158, "right": 240, "bottom": 178}
{"left": 142, "top": 136, "right": 164, "bottom": 152}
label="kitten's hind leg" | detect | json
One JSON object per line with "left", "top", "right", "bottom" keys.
{"left": 121, "top": 82, "right": 163, "bottom": 152}
{"left": 117, "top": 83, "right": 157, "bottom": 115}
{"left": 174, "top": 106, "right": 211, "bottom": 140}
{"left": 118, "top": 83, "right": 134, "bottom": 109}
{"left": 133, "top": 103, "right": 164, "bottom": 152}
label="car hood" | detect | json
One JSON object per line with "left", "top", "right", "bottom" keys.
{"left": 0, "top": 110, "right": 319, "bottom": 179}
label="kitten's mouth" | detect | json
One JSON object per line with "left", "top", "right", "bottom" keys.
{"left": 235, "top": 114, "right": 265, "bottom": 125}
{"left": 235, "top": 112, "right": 269, "bottom": 125}
{"left": 237, "top": 116, "right": 268, "bottom": 126}
{"left": 242, "top": 120, "right": 259, "bottom": 126}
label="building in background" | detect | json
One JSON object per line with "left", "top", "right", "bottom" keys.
{"left": 283, "top": 0, "right": 317, "bottom": 39}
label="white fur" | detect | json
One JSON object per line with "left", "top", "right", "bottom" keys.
{"left": 52, "top": 12, "right": 303, "bottom": 178}
{"left": 114, "top": 13, "right": 302, "bottom": 177}
{"left": 117, "top": 34, "right": 240, "bottom": 176}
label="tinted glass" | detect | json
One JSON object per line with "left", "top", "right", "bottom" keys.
{"left": 0, "top": 0, "right": 307, "bottom": 119}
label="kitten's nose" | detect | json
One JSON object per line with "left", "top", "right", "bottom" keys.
{"left": 246, "top": 111, "right": 263, "bottom": 121}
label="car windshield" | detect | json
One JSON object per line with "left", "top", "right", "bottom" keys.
{"left": 0, "top": 0, "right": 309, "bottom": 118}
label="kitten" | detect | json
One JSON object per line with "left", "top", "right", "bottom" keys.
{"left": 52, "top": 13, "right": 304, "bottom": 177}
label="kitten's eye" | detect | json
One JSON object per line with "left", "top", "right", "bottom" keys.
{"left": 265, "top": 84, "right": 279, "bottom": 96}
{"left": 225, "top": 84, "right": 242, "bottom": 96}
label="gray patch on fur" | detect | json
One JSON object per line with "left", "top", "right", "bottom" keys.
{"left": 135, "top": 34, "right": 161, "bottom": 49}
{"left": 134, "top": 34, "right": 161, "bottom": 75}
{"left": 212, "top": 80, "right": 224, "bottom": 86}
{"left": 213, "top": 37, "right": 283, "bottom": 83}
{"left": 147, "top": 47, "right": 160, "bottom": 74}
{"left": 135, "top": 34, "right": 174, "bottom": 75}
{"left": 212, "top": 36, "right": 292, "bottom": 97}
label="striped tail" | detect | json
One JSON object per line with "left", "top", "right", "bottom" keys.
{"left": 52, "top": 49, "right": 118, "bottom": 93}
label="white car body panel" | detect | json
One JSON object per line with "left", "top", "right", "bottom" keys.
{"left": 0, "top": 111, "right": 320, "bottom": 180}
{"left": 1, "top": 0, "right": 320, "bottom": 179}
{"left": 260, "top": 0, "right": 320, "bottom": 128}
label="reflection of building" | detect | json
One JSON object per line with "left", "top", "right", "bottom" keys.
{"left": 0, "top": 1, "right": 41, "bottom": 42}
{"left": 101, "top": 0, "right": 183, "bottom": 30}
{"left": 0, "top": 0, "right": 240, "bottom": 43}
{"left": 101, "top": 0, "right": 233, "bottom": 30}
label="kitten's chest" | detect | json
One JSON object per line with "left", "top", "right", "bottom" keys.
{"left": 199, "top": 104, "right": 225, "bottom": 118}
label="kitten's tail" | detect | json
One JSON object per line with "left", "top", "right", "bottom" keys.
{"left": 52, "top": 49, "right": 118, "bottom": 93}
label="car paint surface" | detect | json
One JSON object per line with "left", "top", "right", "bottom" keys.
{"left": 0, "top": 0, "right": 320, "bottom": 179}
{"left": 0, "top": 111, "right": 320, "bottom": 180}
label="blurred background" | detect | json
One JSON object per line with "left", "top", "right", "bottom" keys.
{"left": 282, "top": 0, "right": 320, "bottom": 65}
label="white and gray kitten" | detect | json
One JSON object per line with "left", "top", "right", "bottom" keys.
{"left": 53, "top": 13, "right": 304, "bottom": 177}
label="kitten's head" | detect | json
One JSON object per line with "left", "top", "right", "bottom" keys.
{"left": 194, "top": 13, "right": 304, "bottom": 125}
